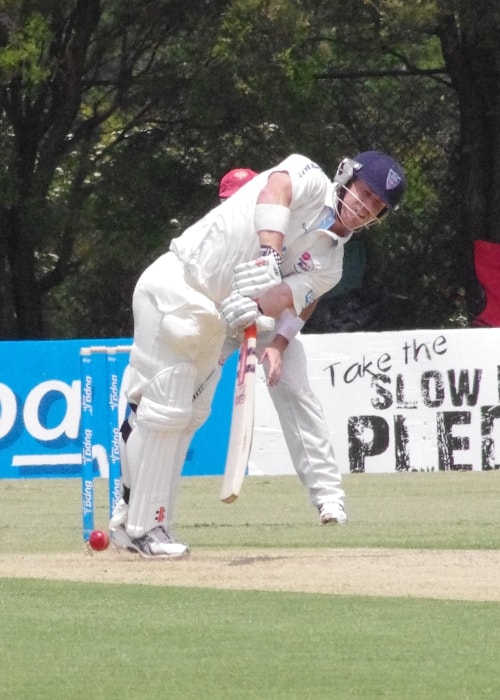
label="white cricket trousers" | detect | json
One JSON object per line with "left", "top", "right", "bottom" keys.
{"left": 123, "top": 252, "right": 226, "bottom": 537}
{"left": 263, "top": 335, "right": 345, "bottom": 507}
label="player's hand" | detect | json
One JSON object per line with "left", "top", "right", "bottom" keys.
{"left": 232, "top": 256, "right": 281, "bottom": 298}
{"left": 221, "top": 292, "right": 259, "bottom": 331}
{"left": 260, "top": 346, "right": 283, "bottom": 386}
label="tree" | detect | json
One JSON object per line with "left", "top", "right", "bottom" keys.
{"left": 435, "top": 0, "right": 500, "bottom": 323}
{"left": 305, "top": 0, "right": 463, "bottom": 330}
{"left": 435, "top": 1, "right": 500, "bottom": 241}
{"left": 0, "top": 0, "right": 227, "bottom": 338}
{"left": 363, "top": 0, "right": 500, "bottom": 324}
{"left": 3, "top": 0, "right": 498, "bottom": 338}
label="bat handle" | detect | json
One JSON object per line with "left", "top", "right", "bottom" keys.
{"left": 244, "top": 323, "right": 257, "bottom": 340}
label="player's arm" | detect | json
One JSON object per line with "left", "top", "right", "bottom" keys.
{"left": 256, "top": 280, "right": 293, "bottom": 318}
{"left": 255, "top": 170, "right": 292, "bottom": 254}
{"left": 222, "top": 171, "right": 293, "bottom": 332}
{"left": 260, "top": 301, "right": 319, "bottom": 386}
{"left": 230, "top": 171, "right": 293, "bottom": 299}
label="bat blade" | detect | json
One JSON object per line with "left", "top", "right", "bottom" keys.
{"left": 220, "top": 324, "right": 257, "bottom": 503}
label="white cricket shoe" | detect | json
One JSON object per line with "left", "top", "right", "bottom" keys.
{"left": 319, "top": 502, "right": 348, "bottom": 525}
{"left": 110, "top": 524, "right": 189, "bottom": 559}
{"left": 109, "top": 498, "right": 128, "bottom": 529}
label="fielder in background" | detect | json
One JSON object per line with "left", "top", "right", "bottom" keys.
{"left": 110, "top": 151, "right": 406, "bottom": 559}
{"left": 218, "top": 167, "right": 258, "bottom": 202}
{"left": 217, "top": 166, "right": 350, "bottom": 526}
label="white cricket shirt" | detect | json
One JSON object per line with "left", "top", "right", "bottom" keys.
{"left": 170, "top": 153, "right": 351, "bottom": 314}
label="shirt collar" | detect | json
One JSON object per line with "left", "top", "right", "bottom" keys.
{"left": 317, "top": 180, "right": 352, "bottom": 245}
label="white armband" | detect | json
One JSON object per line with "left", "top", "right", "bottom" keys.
{"left": 254, "top": 203, "right": 290, "bottom": 235}
{"left": 274, "top": 310, "right": 305, "bottom": 342}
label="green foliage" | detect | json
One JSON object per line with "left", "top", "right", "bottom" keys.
{"left": 44, "top": 131, "right": 220, "bottom": 337}
{"left": 0, "top": 11, "right": 51, "bottom": 84}
{"left": 0, "top": 0, "right": 495, "bottom": 336}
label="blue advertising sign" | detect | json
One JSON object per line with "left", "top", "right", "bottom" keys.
{"left": 0, "top": 339, "right": 236, "bottom": 480}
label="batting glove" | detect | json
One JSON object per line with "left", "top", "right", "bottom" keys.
{"left": 256, "top": 315, "right": 275, "bottom": 332}
{"left": 221, "top": 292, "right": 276, "bottom": 333}
{"left": 232, "top": 255, "right": 281, "bottom": 298}
{"left": 221, "top": 291, "right": 259, "bottom": 331}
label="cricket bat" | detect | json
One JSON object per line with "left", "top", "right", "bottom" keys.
{"left": 220, "top": 324, "right": 257, "bottom": 503}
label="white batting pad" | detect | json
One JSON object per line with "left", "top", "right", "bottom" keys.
{"left": 125, "top": 425, "right": 185, "bottom": 538}
{"left": 124, "top": 362, "right": 196, "bottom": 538}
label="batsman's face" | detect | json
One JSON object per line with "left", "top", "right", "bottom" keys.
{"left": 338, "top": 180, "right": 386, "bottom": 232}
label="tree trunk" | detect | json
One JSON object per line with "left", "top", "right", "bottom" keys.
{"left": 6, "top": 208, "right": 44, "bottom": 339}
{"left": 436, "top": 3, "right": 500, "bottom": 320}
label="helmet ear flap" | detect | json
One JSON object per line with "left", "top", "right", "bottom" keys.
{"left": 334, "top": 157, "right": 362, "bottom": 188}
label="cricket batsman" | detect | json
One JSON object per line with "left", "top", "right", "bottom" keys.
{"left": 110, "top": 151, "right": 406, "bottom": 559}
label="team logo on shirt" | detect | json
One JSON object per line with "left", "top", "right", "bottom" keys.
{"left": 294, "top": 251, "right": 314, "bottom": 273}
{"left": 304, "top": 290, "right": 316, "bottom": 306}
{"left": 297, "top": 161, "right": 321, "bottom": 178}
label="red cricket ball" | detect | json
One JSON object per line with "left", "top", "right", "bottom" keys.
{"left": 88, "top": 530, "right": 110, "bottom": 551}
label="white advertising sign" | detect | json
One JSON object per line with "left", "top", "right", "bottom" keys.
{"left": 249, "top": 328, "right": 500, "bottom": 475}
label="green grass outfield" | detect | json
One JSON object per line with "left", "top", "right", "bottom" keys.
{"left": 1, "top": 471, "right": 500, "bottom": 699}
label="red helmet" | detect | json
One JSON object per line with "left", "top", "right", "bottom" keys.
{"left": 219, "top": 168, "right": 258, "bottom": 199}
